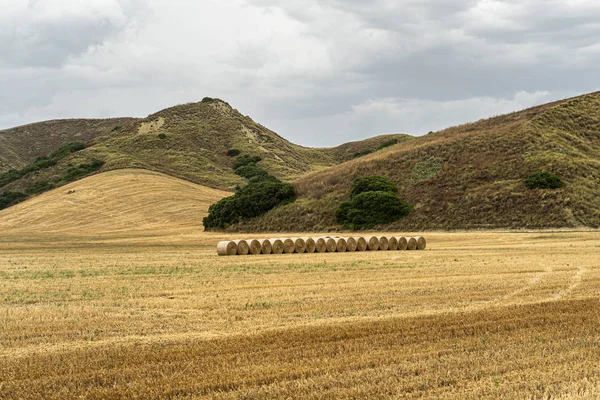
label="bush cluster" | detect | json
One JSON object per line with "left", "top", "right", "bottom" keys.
{"left": 336, "top": 176, "right": 412, "bottom": 229}
{"left": 62, "top": 160, "right": 104, "bottom": 183}
{"left": 376, "top": 138, "right": 399, "bottom": 150}
{"left": 0, "top": 191, "right": 27, "bottom": 211}
{"left": 524, "top": 171, "right": 564, "bottom": 189}
{"left": 203, "top": 155, "right": 295, "bottom": 229}
{"left": 352, "top": 149, "right": 373, "bottom": 159}
{"left": 157, "top": 133, "right": 167, "bottom": 139}
{"left": 0, "top": 142, "right": 87, "bottom": 188}
{"left": 226, "top": 149, "right": 241, "bottom": 157}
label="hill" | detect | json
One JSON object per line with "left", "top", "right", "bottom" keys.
{"left": 0, "top": 169, "right": 229, "bottom": 234}
{"left": 0, "top": 99, "right": 405, "bottom": 208}
{"left": 0, "top": 118, "right": 138, "bottom": 172}
{"left": 235, "top": 91, "right": 600, "bottom": 231}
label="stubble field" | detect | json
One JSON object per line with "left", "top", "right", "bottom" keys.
{"left": 1, "top": 230, "right": 599, "bottom": 399}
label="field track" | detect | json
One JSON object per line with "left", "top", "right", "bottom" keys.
{"left": 1, "top": 172, "right": 599, "bottom": 398}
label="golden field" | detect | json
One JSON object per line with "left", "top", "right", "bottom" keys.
{"left": 1, "top": 171, "right": 600, "bottom": 399}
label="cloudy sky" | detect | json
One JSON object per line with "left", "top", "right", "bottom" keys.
{"left": 1, "top": 0, "right": 599, "bottom": 146}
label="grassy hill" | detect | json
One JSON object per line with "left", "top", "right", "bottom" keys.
{"left": 0, "top": 118, "right": 138, "bottom": 172}
{"left": 0, "top": 169, "right": 229, "bottom": 234}
{"left": 235, "top": 91, "right": 600, "bottom": 231}
{"left": 0, "top": 99, "right": 404, "bottom": 207}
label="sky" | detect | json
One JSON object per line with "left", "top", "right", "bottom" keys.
{"left": 1, "top": 0, "right": 599, "bottom": 146}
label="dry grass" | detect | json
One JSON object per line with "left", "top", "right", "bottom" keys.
{"left": 1, "top": 228, "right": 599, "bottom": 399}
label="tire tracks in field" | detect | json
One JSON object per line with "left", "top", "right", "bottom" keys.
{"left": 550, "top": 264, "right": 585, "bottom": 300}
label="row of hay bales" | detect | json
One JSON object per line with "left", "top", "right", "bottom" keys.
{"left": 217, "top": 236, "right": 426, "bottom": 256}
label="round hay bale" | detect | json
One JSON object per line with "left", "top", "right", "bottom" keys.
{"left": 302, "top": 237, "right": 316, "bottom": 253}
{"left": 355, "top": 237, "right": 368, "bottom": 251}
{"left": 388, "top": 236, "right": 399, "bottom": 251}
{"left": 260, "top": 239, "right": 272, "bottom": 255}
{"left": 315, "top": 237, "right": 327, "bottom": 253}
{"left": 397, "top": 237, "right": 408, "bottom": 251}
{"left": 234, "top": 240, "right": 249, "bottom": 256}
{"left": 292, "top": 237, "right": 307, "bottom": 253}
{"left": 325, "top": 237, "right": 337, "bottom": 253}
{"left": 407, "top": 237, "right": 417, "bottom": 250}
{"left": 268, "top": 239, "right": 284, "bottom": 255}
{"left": 335, "top": 237, "right": 347, "bottom": 252}
{"left": 248, "top": 239, "right": 262, "bottom": 255}
{"left": 216, "top": 241, "right": 236, "bottom": 256}
{"left": 378, "top": 236, "right": 389, "bottom": 251}
{"left": 364, "top": 236, "right": 379, "bottom": 251}
{"left": 282, "top": 238, "right": 295, "bottom": 254}
{"left": 344, "top": 237, "right": 357, "bottom": 252}
{"left": 415, "top": 236, "right": 427, "bottom": 250}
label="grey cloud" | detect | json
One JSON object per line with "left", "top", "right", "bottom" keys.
{"left": 1, "top": 0, "right": 600, "bottom": 147}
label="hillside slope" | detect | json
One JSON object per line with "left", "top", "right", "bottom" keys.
{"left": 0, "top": 118, "right": 138, "bottom": 172}
{"left": 1, "top": 99, "right": 406, "bottom": 200}
{"left": 236, "top": 91, "right": 600, "bottom": 231}
{"left": 0, "top": 169, "right": 229, "bottom": 234}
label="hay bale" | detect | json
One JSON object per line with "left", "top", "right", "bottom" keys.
{"left": 397, "top": 237, "right": 408, "bottom": 250}
{"left": 216, "top": 241, "right": 236, "bottom": 256}
{"left": 325, "top": 237, "right": 337, "bottom": 252}
{"left": 364, "top": 236, "right": 379, "bottom": 251}
{"left": 407, "top": 237, "right": 417, "bottom": 250}
{"left": 378, "top": 236, "right": 389, "bottom": 251}
{"left": 292, "top": 237, "right": 307, "bottom": 253}
{"left": 355, "top": 237, "right": 368, "bottom": 251}
{"left": 344, "top": 237, "right": 357, "bottom": 252}
{"left": 282, "top": 238, "right": 295, "bottom": 254}
{"left": 388, "top": 236, "right": 399, "bottom": 251}
{"left": 302, "top": 237, "right": 316, "bottom": 253}
{"left": 268, "top": 239, "right": 284, "bottom": 254}
{"left": 260, "top": 239, "right": 272, "bottom": 255}
{"left": 415, "top": 236, "right": 427, "bottom": 250}
{"left": 234, "top": 240, "right": 249, "bottom": 256}
{"left": 248, "top": 239, "right": 262, "bottom": 255}
{"left": 334, "top": 237, "right": 347, "bottom": 252}
{"left": 315, "top": 237, "right": 328, "bottom": 253}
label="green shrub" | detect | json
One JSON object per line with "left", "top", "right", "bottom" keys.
{"left": 0, "top": 191, "right": 28, "bottom": 210}
{"left": 234, "top": 165, "right": 270, "bottom": 180}
{"left": 376, "top": 138, "right": 398, "bottom": 150}
{"left": 111, "top": 125, "right": 123, "bottom": 132}
{"left": 157, "top": 133, "right": 167, "bottom": 139}
{"left": 336, "top": 191, "right": 412, "bottom": 229}
{"left": 353, "top": 149, "right": 373, "bottom": 159}
{"left": 411, "top": 157, "right": 444, "bottom": 181}
{"left": 62, "top": 160, "right": 104, "bottom": 183}
{"left": 234, "top": 155, "right": 262, "bottom": 169}
{"left": 524, "top": 171, "right": 564, "bottom": 189}
{"left": 49, "top": 142, "right": 87, "bottom": 161}
{"left": 0, "top": 170, "right": 21, "bottom": 187}
{"left": 25, "top": 181, "right": 55, "bottom": 195}
{"left": 203, "top": 180, "right": 295, "bottom": 229}
{"left": 350, "top": 176, "right": 397, "bottom": 197}
{"left": 227, "top": 149, "right": 241, "bottom": 157}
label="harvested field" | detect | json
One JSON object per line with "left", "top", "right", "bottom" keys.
{"left": 1, "top": 230, "right": 600, "bottom": 399}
